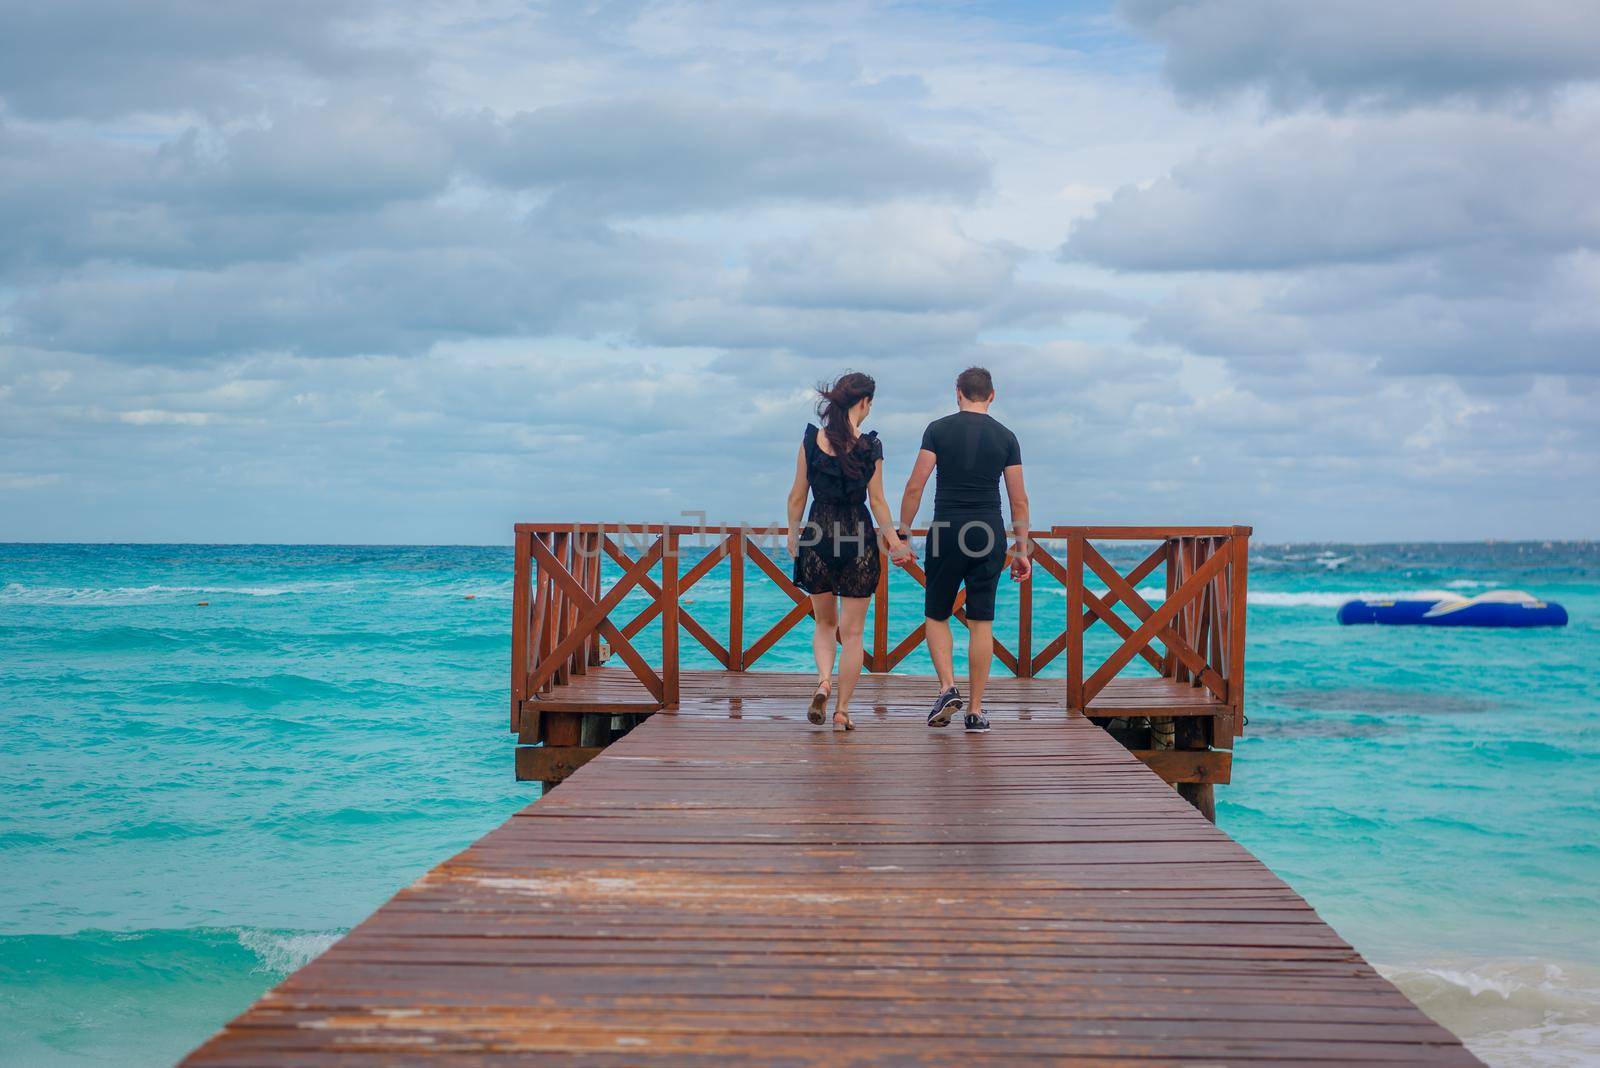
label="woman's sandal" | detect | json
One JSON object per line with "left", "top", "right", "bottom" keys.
{"left": 808, "top": 682, "right": 831, "bottom": 725}
{"left": 833, "top": 710, "right": 854, "bottom": 732}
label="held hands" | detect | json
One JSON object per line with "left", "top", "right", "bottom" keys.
{"left": 889, "top": 528, "right": 916, "bottom": 567}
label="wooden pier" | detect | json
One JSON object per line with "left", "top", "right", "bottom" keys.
{"left": 183, "top": 523, "right": 1481, "bottom": 1065}
{"left": 513, "top": 524, "right": 1251, "bottom": 820}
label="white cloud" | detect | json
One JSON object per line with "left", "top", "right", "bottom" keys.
{"left": 460, "top": 97, "right": 990, "bottom": 216}
{"left": 0, "top": 0, "right": 1594, "bottom": 541}
{"left": 1120, "top": 0, "right": 1600, "bottom": 109}
{"left": 1065, "top": 109, "right": 1600, "bottom": 272}
{"left": 742, "top": 208, "right": 1016, "bottom": 313}
{"left": 1061, "top": 104, "right": 1600, "bottom": 379}
{"left": 0, "top": 0, "right": 404, "bottom": 120}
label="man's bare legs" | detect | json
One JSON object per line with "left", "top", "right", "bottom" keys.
{"left": 834, "top": 597, "right": 870, "bottom": 728}
{"left": 926, "top": 616, "right": 956, "bottom": 692}
{"left": 926, "top": 613, "right": 993, "bottom": 727}
{"left": 967, "top": 619, "right": 993, "bottom": 717}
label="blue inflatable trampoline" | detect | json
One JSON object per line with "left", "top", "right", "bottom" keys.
{"left": 1337, "top": 590, "right": 1568, "bottom": 628}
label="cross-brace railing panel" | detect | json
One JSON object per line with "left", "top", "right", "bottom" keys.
{"left": 513, "top": 523, "right": 1250, "bottom": 729}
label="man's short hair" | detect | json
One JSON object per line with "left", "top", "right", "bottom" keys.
{"left": 956, "top": 366, "right": 994, "bottom": 401}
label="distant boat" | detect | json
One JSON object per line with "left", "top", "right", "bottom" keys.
{"left": 1338, "top": 590, "right": 1568, "bottom": 628}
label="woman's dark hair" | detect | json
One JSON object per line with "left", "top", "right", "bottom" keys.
{"left": 815, "top": 371, "right": 876, "bottom": 476}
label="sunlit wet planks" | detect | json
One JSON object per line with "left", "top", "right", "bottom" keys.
{"left": 184, "top": 674, "right": 1479, "bottom": 1065}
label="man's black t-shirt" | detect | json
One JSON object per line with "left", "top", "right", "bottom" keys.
{"left": 919, "top": 411, "right": 1022, "bottom": 517}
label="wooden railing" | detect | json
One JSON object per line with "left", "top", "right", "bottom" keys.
{"left": 513, "top": 521, "right": 1250, "bottom": 813}
{"left": 1057, "top": 527, "right": 1250, "bottom": 742}
{"left": 513, "top": 522, "right": 1249, "bottom": 717}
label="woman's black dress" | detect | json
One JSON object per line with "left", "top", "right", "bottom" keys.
{"left": 793, "top": 424, "right": 883, "bottom": 599}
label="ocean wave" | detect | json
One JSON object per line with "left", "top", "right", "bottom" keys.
{"left": 138, "top": 673, "right": 362, "bottom": 709}
{"left": 0, "top": 925, "right": 342, "bottom": 1067}
{"left": 234, "top": 928, "right": 341, "bottom": 975}
{"left": 0, "top": 581, "right": 352, "bottom": 605}
{"left": 1038, "top": 585, "right": 1168, "bottom": 601}
{"left": 0, "top": 925, "right": 344, "bottom": 980}
{"left": 1381, "top": 958, "right": 1600, "bottom": 1068}
{"left": 1040, "top": 586, "right": 1471, "bottom": 609}
{"left": 1247, "top": 589, "right": 1459, "bottom": 608}
{"left": 397, "top": 579, "right": 514, "bottom": 600}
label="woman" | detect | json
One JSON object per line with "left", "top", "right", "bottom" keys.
{"left": 786, "top": 372, "right": 912, "bottom": 730}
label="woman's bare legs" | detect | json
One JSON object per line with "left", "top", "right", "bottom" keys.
{"left": 834, "top": 596, "right": 870, "bottom": 727}
{"left": 809, "top": 593, "right": 839, "bottom": 693}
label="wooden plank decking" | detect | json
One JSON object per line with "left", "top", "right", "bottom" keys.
{"left": 185, "top": 674, "right": 1477, "bottom": 1065}
{"left": 520, "top": 667, "right": 1232, "bottom": 718}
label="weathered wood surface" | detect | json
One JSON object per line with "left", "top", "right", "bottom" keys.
{"left": 521, "top": 669, "right": 1235, "bottom": 790}
{"left": 523, "top": 668, "right": 1229, "bottom": 719}
{"left": 186, "top": 675, "right": 1477, "bottom": 1065}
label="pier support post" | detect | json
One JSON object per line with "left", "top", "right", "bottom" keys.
{"left": 1173, "top": 716, "right": 1216, "bottom": 822}
{"left": 1178, "top": 782, "right": 1216, "bottom": 822}
{"left": 538, "top": 711, "right": 583, "bottom": 793}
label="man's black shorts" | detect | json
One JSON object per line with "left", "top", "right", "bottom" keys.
{"left": 924, "top": 514, "right": 1008, "bottom": 622}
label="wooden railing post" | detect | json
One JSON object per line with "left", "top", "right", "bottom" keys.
{"left": 1173, "top": 537, "right": 1195, "bottom": 684}
{"left": 1017, "top": 552, "right": 1033, "bottom": 678}
{"left": 550, "top": 530, "right": 569, "bottom": 693}
{"left": 729, "top": 533, "right": 745, "bottom": 672}
{"left": 1171, "top": 534, "right": 1184, "bottom": 674}
{"left": 570, "top": 531, "right": 593, "bottom": 677}
{"left": 1227, "top": 528, "right": 1250, "bottom": 739}
{"left": 1065, "top": 533, "right": 1084, "bottom": 712}
{"left": 662, "top": 530, "right": 680, "bottom": 708}
{"left": 872, "top": 550, "right": 889, "bottom": 672}
{"left": 511, "top": 529, "right": 531, "bottom": 729}
{"left": 585, "top": 530, "right": 604, "bottom": 667}
{"left": 530, "top": 534, "right": 549, "bottom": 698}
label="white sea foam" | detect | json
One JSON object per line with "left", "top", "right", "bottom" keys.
{"left": 1381, "top": 958, "right": 1600, "bottom": 1068}
{"left": 0, "top": 581, "right": 349, "bottom": 605}
{"left": 1038, "top": 586, "right": 1465, "bottom": 609}
{"left": 1248, "top": 589, "right": 1450, "bottom": 608}
{"left": 235, "top": 928, "right": 343, "bottom": 975}
{"left": 1038, "top": 585, "right": 1168, "bottom": 601}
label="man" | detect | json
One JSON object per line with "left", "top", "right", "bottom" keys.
{"left": 898, "top": 367, "right": 1030, "bottom": 733}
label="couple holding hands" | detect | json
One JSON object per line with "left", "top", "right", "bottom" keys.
{"left": 785, "top": 366, "right": 1031, "bottom": 733}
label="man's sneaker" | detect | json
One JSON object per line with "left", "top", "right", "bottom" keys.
{"left": 964, "top": 711, "right": 991, "bottom": 733}
{"left": 927, "top": 686, "right": 963, "bottom": 727}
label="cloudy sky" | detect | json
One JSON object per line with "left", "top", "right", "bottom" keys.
{"left": 2, "top": 0, "right": 1596, "bottom": 543}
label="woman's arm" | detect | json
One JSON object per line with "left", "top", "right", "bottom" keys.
{"left": 868, "top": 461, "right": 913, "bottom": 564}
{"left": 785, "top": 446, "right": 808, "bottom": 559}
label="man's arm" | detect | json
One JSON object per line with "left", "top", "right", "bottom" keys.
{"left": 899, "top": 449, "right": 937, "bottom": 535}
{"left": 1003, "top": 463, "right": 1031, "bottom": 579}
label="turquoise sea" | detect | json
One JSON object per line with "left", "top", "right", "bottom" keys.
{"left": 2, "top": 541, "right": 1597, "bottom": 1066}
